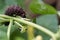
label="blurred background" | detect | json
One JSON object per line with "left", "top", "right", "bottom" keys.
{"left": 0, "top": 0, "right": 59, "bottom": 40}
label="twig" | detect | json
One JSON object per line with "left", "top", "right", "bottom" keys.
{"left": 0, "top": 14, "right": 56, "bottom": 40}
{"left": 7, "top": 19, "right": 13, "bottom": 40}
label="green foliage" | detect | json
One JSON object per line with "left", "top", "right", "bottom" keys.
{"left": 36, "top": 14, "right": 58, "bottom": 40}
{"left": 0, "top": 0, "right": 59, "bottom": 40}
{"left": 29, "top": 0, "right": 57, "bottom": 14}
{"left": 0, "top": 25, "right": 8, "bottom": 40}
{"left": 0, "top": 0, "right": 5, "bottom": 10}
{"left": 36, "top": 14, "right": 58, "bottom": 33}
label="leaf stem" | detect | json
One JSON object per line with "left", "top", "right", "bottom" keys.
{"left": 0, "top": 14, "right": 56, "bottom": 40}
{"left": 14, "top": 18, "right": 56, "bottom": 40}
{"left": 0, "top": 17, "right": 9, "bottom": 23}
{"left": 14, "top": 21, "right": 23, "bottom": 28}
{"left": 27, "top": 26, "right": 34, "bottom": 40}
{"left": 7, "top": 19, "right": 13, "bottom": 40}
{"left": 55, "top": 25, "right": 60, "bottom": 40}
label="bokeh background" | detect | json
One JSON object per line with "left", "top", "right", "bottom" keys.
{"left": 0, "top": 0, "right": 59, "bottom": 40}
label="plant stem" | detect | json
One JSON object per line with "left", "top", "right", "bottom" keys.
{"left": 0, "top": 14, "right": 56, "bottom": 40}
{"left": 7, "top": 19, "right": 13, "bottom": 40}
{"left": 14, "top": 21, "right": 25, "bottom": 33}
{"left": 58, "top": 25, "right": 60, "bottom": 38}
{"left": 55, "top": 25, "right": 60, "bottom": 40}
{"left": 14, "top": 21, "right": 24, "bottom": 28}
{"left": 14, "top": 18, "right": 56, "bottom": 40}
{"left": 0, "top": 17, "right": 9, "bottom": 21}
{"left": 56, "top": 11, "right": 60, "bottom": 40}
{"left": 58, "top": 25, "right": 60, "bottom": 40}
{"left": 0, "top": 17, "right": 9, "bottom": 23}
{"left": 27, "top": 26, "right": 34, "bottom": 40}
{"left": 27, "top": 19, "right": 35, "bottom": 40}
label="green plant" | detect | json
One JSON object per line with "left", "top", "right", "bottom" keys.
{"left": 29, "top": 0, "right": 57, "bottom": 14}
{"left": 0, "top": 0, "right": 60, "bottom": 40}
{"left": 0, "top": 12, "right": 60, "bottom": 40}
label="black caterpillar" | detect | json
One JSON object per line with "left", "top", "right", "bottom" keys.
{"left": 3, "top": 5, "right": 26, "bottom": 26}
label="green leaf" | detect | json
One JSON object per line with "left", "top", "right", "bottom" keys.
{"left": 36, "top": 14, "right": 58, "bottom": 40}
{"left": 10, "top": 29, "right": 27, "bottom": 40}
{"left": 5, "top": 0, "right": 17, "bottom": 6}
{"left": 0, "top": 30, "right": 8, "bottom": 40}
{"left": 0, "top": 0, "right": 5, "bottom": 10}
{"left": 5, "top": 0, "right": 25, "bottom": 8}
{"left": 16, "top": 0, "right": 25, "bottom": 8}
{"left": 0, "top": 25, "right": 8, "bottom": 40}
{"left": 0, "top": 24, "right": 21, "bottom": 40}
{"left": 29, "top": 0, "right": 57, "bottom": 14}
{"left": 36, "top": 14, "right": 58, "bottom": 32}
